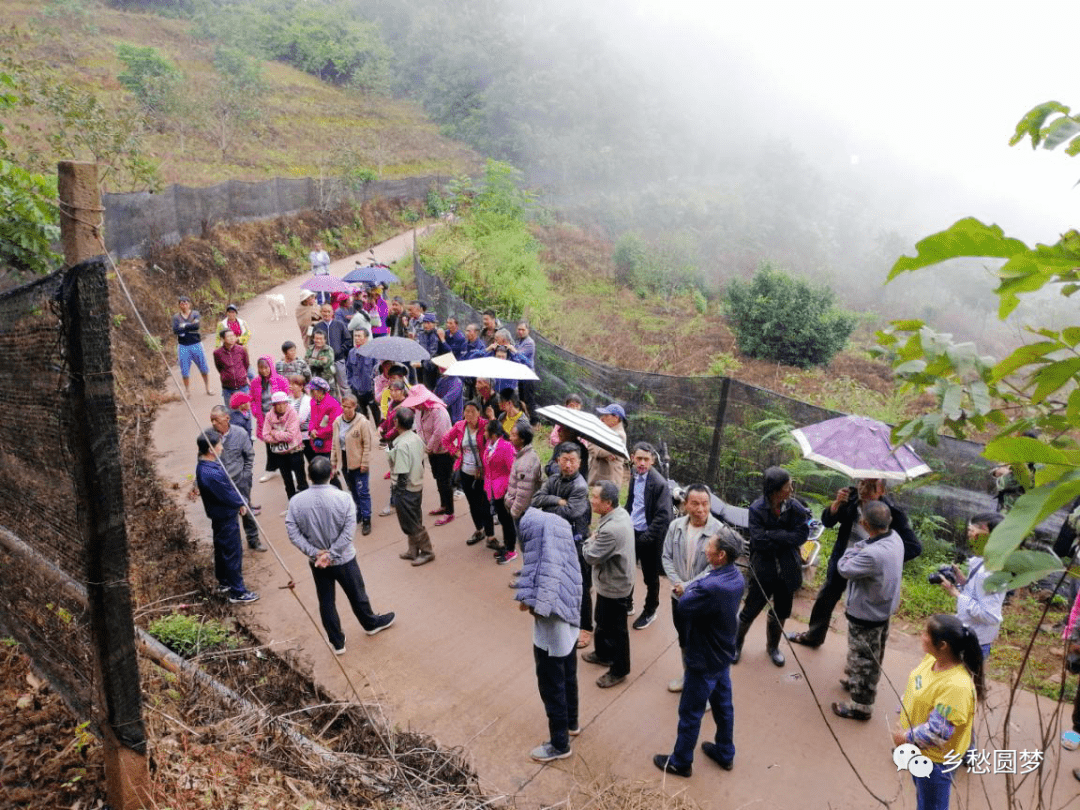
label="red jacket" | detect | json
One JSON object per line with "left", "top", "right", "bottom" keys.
{"left": 308, "top": 394, "right": 342, "bottom": 453}
{"left": 213, "top": 343, "right": 249, "bottom": 390}
{"left": 483, "top": 436, "right": 516, "bottom": 501}
{"left": 442, "top": 417, "right": 489, "bottom": 472}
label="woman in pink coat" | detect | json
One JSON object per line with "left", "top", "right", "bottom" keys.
{"left": 249, "top": 354, "right": 289, "bottom": 441}
{"left": 443, "top": 402, "right": 491, "bottom": 546}
{"left": 482, "top": 420, "right": 518, "bottom": 564}
{"left": 307, "top": 377, "right": 343, "bottom": 463}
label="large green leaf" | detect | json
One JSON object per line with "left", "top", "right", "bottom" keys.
{"left": 889, "top": 219, "right": 1028, "bottom": 280}
{"left": 984, "top": 548, "right": 1064, "bottom": 591}
{"left": 983, "top": 436, "right": 1071, "bottom": 465}
{"left": 984, "top": 475, "right": 1080, "bottom": 569}
{"left": 1010, "top": 101, "right": 1072, "bottom": 148}
{"left": 1031, "top": 356, "right": 1080, "bottom": 403}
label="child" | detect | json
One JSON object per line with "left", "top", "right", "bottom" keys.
{"left": 894, "top": 614, "right": 984, "bottom": 810}
{"left": 938, "top": 512, "right": 1006, "bottom": 659}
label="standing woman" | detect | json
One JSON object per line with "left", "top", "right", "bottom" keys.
{"left": 250, "top": 354, "right": 289, "bottom": 483}
{"left": 498, "top": 389, "right": 528, "bottom": 436}
{"left": 893, "top": 614, "right": 983, "bottom": 809}
{"left": 262, "top": 391, "right": 307, "bottom": 504}
{"left": 331, "top": 395, "right": 375, "bottom": 536}
{"left": 295, "top": 290, "right": 320, "bottom": 348}
{"left": 443, "top": 400, "right": 492, "bottom": 547}
{"left": 307, "top": 377, "right": 342, "bottom": 466}
{"left": 734, "top": 466, "right": 809, "bottom": 667}
{"left": 286, "top": 374, "right": 313, "bottom": 459}
{"left": 216, "top": 303, "right": 252, "bottom": 347}
{"left": 483, "top": 420, "right": 519, "bottom": 564}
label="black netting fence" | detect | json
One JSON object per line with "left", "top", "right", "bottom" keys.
{"left": 0, "top": 258, "right": 145, "bottom": 752}
{"left": 413, "top": 256, "right": 1011, "bottom": 536}
{"left": 103, "top": 174, "right": 449, "bottom": 260}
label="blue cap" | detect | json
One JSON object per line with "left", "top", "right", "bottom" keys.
{"left": 597, "top": 403, "right": 627, "bottom": 423}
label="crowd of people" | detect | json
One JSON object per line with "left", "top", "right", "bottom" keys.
{"left": 177, "top": 258, "right": 1080, "bottom": 806}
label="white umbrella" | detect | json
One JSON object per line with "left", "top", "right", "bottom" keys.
{"left": 444, "top": 356, "right": 539, "bottom": 381}
{"left": 535, "top": 404, "right": 629, "bottom": 459}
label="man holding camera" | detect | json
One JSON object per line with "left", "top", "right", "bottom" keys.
{"left": 789, "top": 478, "right": 920, "bottom": 648}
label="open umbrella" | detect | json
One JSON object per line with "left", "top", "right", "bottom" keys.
{"left": 356, "top": 336, "right": 431, "bottom": 363}
{"left": 303, "top": 275, "right": 354, "bottom": 294}
{"left": 343, "top": 265, "right": 400, "bottom": 285}
{"left": 444, "top": 356, "right": 539, "bottom": 381}
{"left": 790, "top": 415, "right": 931, "bottom": 482}
{"left": 535, "top": 404, "right": 628, "bottom": 459}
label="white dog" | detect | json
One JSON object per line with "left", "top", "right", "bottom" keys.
{"left": 266, "top": 293, "right": 286, "bottom": 321}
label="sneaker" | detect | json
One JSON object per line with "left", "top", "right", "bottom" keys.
{"left": 216, "top": 582, "right": 231, "bottom": 594}
{"left": 496, "top": 550, "right": 518, "bottom": 565}
{"left": 466, "top": 530, "right": 485, "bottom": 546}
{"left": 248, "top": 542, "right": 268, "bottom": 552}
{"left": 361, "top": 519, "right": 371, "bottom": 536}
{"left": 331, "top": 638, "right": 346, "bottom": 655}
{"left": 399, "top": 550, "right": 417, "bottom": 561}
{"left": 378, "top": 506, "right": 396, "bottom": 517}
{"left": 258, "top": 471, "right": 279, "bottom": 483}
{"left": 568, "top": 726, "right": 581, "bottom": 737}
{"left": 626, "top": 601, "right": 635, "bottom": 616}
{"left": 701, "top": 742, "right": 733, "bottom": 771}
{"left": 596, "top": 672, "right": 627, "bottom": 688}
{"left": 485, "top": 536, "right": 502, "bottom": 550}
{"left": 530, "top": 742, "right": 572, "bottom": 762}
{"left": 365, "top": 613, "right": 396, "bottom": 636}
{"left": 411, "top": 552, "right": 435, "bottom": 567}
{"left": 453, "top": 489, "right": 465, "bottom": 499}
{"left": 229, "top": 591, "right": 260, "bottom": 604}
{"left": 652, "top": 754, "right": 691, "bottom": 778}
{"left": 632, "top": 611, "right": 656, "bottom": 630}
{"left": 667, "top": 678, "right": 684, "bottom": 693}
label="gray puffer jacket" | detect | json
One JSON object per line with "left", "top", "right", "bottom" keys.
{"left": 515, "top": 508, "right": 582, "bottom": 627}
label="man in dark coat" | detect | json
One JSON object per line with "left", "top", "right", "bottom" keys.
{"left": 789, "top": 478, "right": 920, "bottom": 648}
{"left": 653, "top": 530, "right": 744, "bottom": 778}
{"left": 625, "top": 441, "right": 674, "bottom": 630}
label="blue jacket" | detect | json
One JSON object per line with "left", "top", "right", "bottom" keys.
{"left": 433, "top": 374, "right": 463, "bottom": 424}
{"left": 439, "top": 329, "right": 468, "bottom": 360}
{"left": 515, "top": 508, "right": 582, "bottom": 627}
{"left": 196, "top": 458, "right": 245, "bottom": 521}
{"left": 675, "top": 563, "right": 744, "bottom": 672}
{"left": 346, "top": 347, "right": 377, "bottom": 395}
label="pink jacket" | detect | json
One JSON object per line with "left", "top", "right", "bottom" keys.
{"left": 249, "top": 354, "right": 289, "bottom": 441}
{"left": 308, "top": 394, "right": 342, "bottom": 451}
{"left": 442, "top": 417, "right": 489, "bottom": 472}
{"left": 416, "top": 404, "right": 453, "bottom": 455}
{"left": 482, "top": 436, "right": 516, "bottom": 501}
{"left": 262, "top": 405, "right": 302, "bottom": 452}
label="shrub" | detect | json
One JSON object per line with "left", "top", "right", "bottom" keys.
{"left": 148, "top": 613, "right": 238, "bottom": 658}
{"left": 723, "top": 263, "right": 856, "bottom": 368}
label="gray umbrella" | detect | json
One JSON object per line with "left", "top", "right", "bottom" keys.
{"left": 535, "top": 404, "right": 629, "bottom": 459}
{"left": 356, "top": 336, "right": 430, "bottom": 363}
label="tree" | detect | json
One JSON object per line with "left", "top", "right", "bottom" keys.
{"left": 0, "top": 72, "right": 60, "bottom": 278}
{"left": 116, "top": 44, "right": 182, "bottom": 123}
{"left": 874, "top": 100, "right": 1080, "bottom": 593}
{"left": 724, "top": 263, "right": 857, "bottom": 368}
{"left": 208, "top": 47, "right": 266, "bottom": 157}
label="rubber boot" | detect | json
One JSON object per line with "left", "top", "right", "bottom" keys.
{"left": 732, "top": 619, "right": 750, "bottom": 665}
{"left": 766, "top": 616, "right": 786, "bottom": 667}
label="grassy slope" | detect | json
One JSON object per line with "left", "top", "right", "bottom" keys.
{"left": 3, "top": 1, "right": 478, "bottom": 189}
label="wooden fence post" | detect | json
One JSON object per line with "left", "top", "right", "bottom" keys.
{"left": 58, "top": 160, "right": 151, "bottom": 809}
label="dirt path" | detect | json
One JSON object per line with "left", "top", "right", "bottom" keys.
{"left": 150, "top": 230, "right": 1078, "bottom": 809}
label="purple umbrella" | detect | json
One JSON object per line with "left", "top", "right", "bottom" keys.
{"left": 790, "top": 415, "right": 931, "bottom": 482}
{"left": 302, "top": 275, "right": 354, "bottom": 294}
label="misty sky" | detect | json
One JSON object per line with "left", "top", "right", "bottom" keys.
{"left": 640, "top": 0, "right": 1078, "bottom": 244}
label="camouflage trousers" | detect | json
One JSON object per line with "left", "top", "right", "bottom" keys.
{"left": 845, "top": 619, "right": 890, "bottom": 712}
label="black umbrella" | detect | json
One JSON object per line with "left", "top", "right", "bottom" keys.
{"left": 356, "top": 336, "right": 430, "bottom": 363}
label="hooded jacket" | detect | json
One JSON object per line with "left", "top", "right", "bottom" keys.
{"left": 515, "top": 508, "right": 582, "bottom": 627}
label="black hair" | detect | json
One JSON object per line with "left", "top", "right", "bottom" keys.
{"left": 592, "top": 480, "right": 620, "bottom": 507}
{"left": 485, "top": 420, "right": 508, "bottom": 440}
{"left": 970, "top": 512, "right": 1004, "bottom": 532}
{"left": 632, "top": 441, "right": 657, "bottom": 458}
{"left": 684, "top": 483, "right": 711, "bottom": 501}
{"left": 219, "top": 328, "right": 232, "bottom": 339}
{"left": 308, "top": 456, "right": 333, "bottom": 485}
{"left": 500, "top": 388, "right": 521, "bottom": 408}
{"left": 483, "top": 309, "right": 497, "bottom": 319}
{"left": 462, "top": 399, "right": 482, "bottom": 414}
{"left": 394, "top": 406, "right": 415, "bottom": 430}
{"left": 762, "top": 466, "right": 791, "bottom": 498}
{"left": 553, "top": 441, "right": 581, "bottom": 460}
{"left": 197, "top": 428, "right": 222, "bottom": 455}
{"left": 512, "top": 422, "right": 533, "bottom": 446}
{"left": 927, "top": 614, "right": 985, "bottom": 702}
{"left": 281, "top": 340, "right": 296, "bottom": 353}
{"left": 861, "top": 500, "right": 892, "bottom": 533}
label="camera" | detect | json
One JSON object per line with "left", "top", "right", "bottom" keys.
{"left": 846, "top": 486, "right": 859, "bottom": 504}
{"left": 927, "top": 564, "right": 958, "bottom": 586}
{"left": 1067, "top": 644, "right": 1080, "bottom": 676}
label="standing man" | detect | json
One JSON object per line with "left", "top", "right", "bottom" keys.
{"left": 581, "top": 481, "right": 636, "bottom": 689}
{"left": 654, "top": 531, "right": 744, "bottom": 778}
{"left": 173, "top": 295, "right": 213, "bottom": 398}
{"left": 313, "top": 303, "right": 351, "bottom": 389}
{"left": 438, "top": 316, "right": 468, "bottom": 359}
{"left": 463, "top": 322, "right": 485, "bottom": 356}
{"left": 661, "top": 483, "right": 728, "bottom": 693}
{"left": 416, "top": 313, "right": 442, "bottom": 389}
{"left": 514, "top": 321, "right": 538, "bottom": 424}
{"left": 388, "top": 407, "right": 435, "bottom": 566}
{"left": 309, "top": 241, "right": 330, "bottom": 304}
{"left": 194, "top": 429, "right": 258, "bottom": 604}
{"left": 790, "top": 478, "right": 919, "bottom": 648}
{"left": 295, "top": 290, "right": 320, "bottom": 348}
{"left": 480, "top": 310, "right": 500, "bottom": 343}
{"left": 213, "top": 329, "right": 250, "bottom": 408}
{"left": 532, "top": 443, "right": 592, "bottom": 646}
{"left": 831, "top": 500, "right": 905, "bottom": 722}
{"left": 286, "top": 457, "right": 395, "bottom": 654}
{"left": 625, "top": 442, "right": 674, "bottom": 631}
{"left": 346, "top": 328, "right": 381, "bottom": 427}
{"left": 516, "top": 507, "right": 582, "bottom": 762}
{"left": 208, "top": 405, "right": 265, "bottom": 551}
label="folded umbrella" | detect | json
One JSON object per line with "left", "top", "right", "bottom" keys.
{"left": 356, "top": 336, "right": 431, "bottom": 363}
{"left": 444, "top": 356, "right": 539, "bottom": 381}
{"left": 790, "top": 415, "right": 931, "bottom": 481}
{"left": 535, "top": 404, "right": 628, "bottom": 459}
